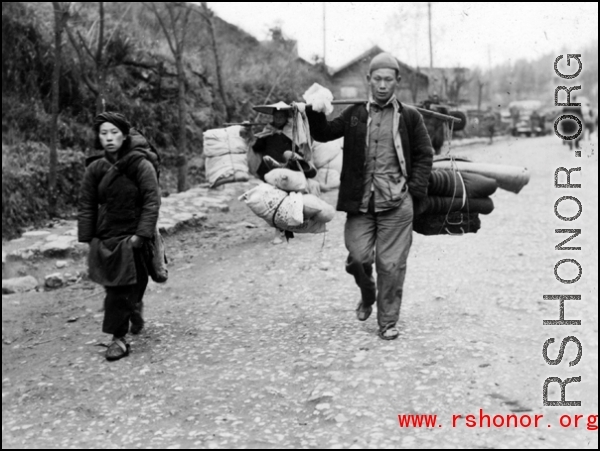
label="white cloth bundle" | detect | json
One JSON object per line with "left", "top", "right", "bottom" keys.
{"left": 204, "top": 126, "right": 250, "bottom": 187}
{"left": 278, "top": 218, "right": 327, "bottom": 234}
{"left": 203, "top": 126, "right": 248, "bottom": 158}
{"left": 303, "top": 83, "right": 334, "bottom": 116}
{"left": 239, "top": 183, "right": 288, "bottom": 227}
{"left": 313, "top": 138, "right": 343, "bottom": 172}
{"left": 264, "top": 168, "right": 308, "bottom": 193}
{"left": 273, "top": 191, "right": 304, "bottom": 227}
{"left": 303, "top": 194, "right": 336, "bottom": 223}
{"left": 315, "top": 168, "right": 341, "bottom": 192}
{"left": 240, "top": 183, "right": 335, "bottom": 233}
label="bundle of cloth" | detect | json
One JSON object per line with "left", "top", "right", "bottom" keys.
{"left": 312, "top": 138, "right": 343, "bottom": 191}
{"left": 414, "top": 157, "right": 530, "bottom": 236}
{"left": 303, "top": 83, "right": 344, "bottom": 192}
{"left": 413, "top": 168, "right": 498, "bottom": 236}
{"left": 203, "top": 125, "right": 250, "bottom": 188}
{"left": 414, "top": 212, "right": 482, "bottom": 236}
{"left": 431, "top": 158, "right": 530, "bottom": 194}
{"left": 239, "top": 168, "right": 336, "bottom": 236}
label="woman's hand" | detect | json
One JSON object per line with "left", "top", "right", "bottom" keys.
{"left": 130, "top": 235, "right": 145, "bottom": 249}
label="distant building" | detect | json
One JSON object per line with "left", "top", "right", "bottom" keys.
{"left": 419, "top": 67, "right": 472, "bottom": 105}
{"left": 329, "top": 46, "right": 429, "bottom": 105}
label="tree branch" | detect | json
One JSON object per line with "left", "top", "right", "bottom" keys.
{"left": 166, "top": 3, "right": 180, "bottom": 53}
{"left": 179, "top": 7, "right": 192, "bottom": 50}
{"left": 96, "top": 2, "right": 104, "bottom": 67}
{"left": 77, "top": 29, "right": 95, "bottom": 60}
{"left": 103, "top": 3, "right": 133, "bottom": 55}
{"left": 122, "top": 59, "right": 159, "bottom": 71}
{"left": 144, "top": 2, "right": 178, "bottom": 56}
{"left": 65, "top": 23, "right": 88, "bottom": 68}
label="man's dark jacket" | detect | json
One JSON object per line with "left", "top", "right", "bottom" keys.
{"left": 306, "top": 102, "right": 433, "bottom": 214}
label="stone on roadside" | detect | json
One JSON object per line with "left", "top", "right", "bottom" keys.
{"left": 2, "top": 276, "right": 38, "bottom": 295}
{"left": 40, "top": 237, "right": 76, "bottom": 258}
{"left": 9, "top": 243, "right": 43, "bottom": 261}
{"left": 56, "top": 260, "right": 69, "bottom": 269}
{"left": 334, "top": 414, "right": 349, "bottom": 424}
{"left": 158, "top": 222, "right": 178, "bottom": 236}
{"left": 22, "top": 231, "right": 51, "bottom": 238}
{"left": 65, "top": 273, "right": 80, "bottom": 283}
{"left": 45, "top": 273, "right": 65, "bottom": 290}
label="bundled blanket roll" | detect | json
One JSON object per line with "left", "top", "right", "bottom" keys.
{"left": 414, "top": 212, "right": 481, "bottom": 236}
{"left": 420, "top": 196, "right": 494, "bottom": 215}
{"left": 428, "top": 170, "right": 498, "bottom": 199}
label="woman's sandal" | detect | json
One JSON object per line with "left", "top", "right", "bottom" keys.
{"left": 106, "top": 338, "right": 130, "bottom": 362}
{"left": 378, "top": 327, "right": 400, "bottom": 341}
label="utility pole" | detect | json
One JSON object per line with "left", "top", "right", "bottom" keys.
{"left": 322, "top": 2, "right": 326, "bottom": 67}
{"left": 428, "top": 2, "right": 433, "bottom": 69}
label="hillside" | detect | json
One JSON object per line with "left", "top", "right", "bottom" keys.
{"left": 1, "top": 1, "right": 331, "bottom": 238}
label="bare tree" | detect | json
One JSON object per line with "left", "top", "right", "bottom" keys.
{"left": 49, "top": 2, "right": 71, "bottom": 216}
{"left": 65, "top": 2, "right": 132, "bottom": 114}
{"left": 446, "top": 67, "right": 471, "bottom": 104}
{"left": 190, "top": 2, "right": 232, "bottom": 122}
{"left": 406, "top": 69, "right": 422, "bottom": 104}
{"left": 144, "top": 2, "right": 192, "bottom": 193}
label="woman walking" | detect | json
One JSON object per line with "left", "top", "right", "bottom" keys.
{"left": 78, "top": 112, "right": 160, "bottom": 361}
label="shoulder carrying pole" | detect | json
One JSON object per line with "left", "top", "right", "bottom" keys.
{"left": 331, "top": 99, "right": 463, "bottom": 124}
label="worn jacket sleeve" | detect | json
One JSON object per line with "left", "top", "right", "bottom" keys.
{"left": 407, "top": 109, "right": 434, "bottom": 199}
{"left": 77, "top": 164, "right": 100, "bottom": 243}
{"left": 134, "top": 159, "right": 161, "bottom": 239}
{"left": 305, "top": 106, "right": 348, "bottom": 143}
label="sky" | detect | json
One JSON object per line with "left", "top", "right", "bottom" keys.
{"left": 206, "top": 2, "right": 598, "bottom": 70}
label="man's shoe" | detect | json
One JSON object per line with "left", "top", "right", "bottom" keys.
{"left": 356, "top": 302, "right": 373, "bottom": 321}
{"left": 379, "top": 326, "right": 400, "bottom": 341}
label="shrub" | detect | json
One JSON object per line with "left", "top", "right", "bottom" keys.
{"left": 2, "top": 143, "right": 86, "bottom": 239}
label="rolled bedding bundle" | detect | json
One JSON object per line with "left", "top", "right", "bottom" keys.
{"left": 432, "top": 159, "right": 530, "bottom": 194}
{"left": 413, "top": 212, "right": 481, "bottom": 236}
{"left": 420, "top": 196, "right": 495, "bottom": 215}
{"left": 428, "top": 169, "right": 498, "bottom": 199}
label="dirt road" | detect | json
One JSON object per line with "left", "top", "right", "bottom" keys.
{"left": 2, "top": 135, "right": 598, "bottom": 449}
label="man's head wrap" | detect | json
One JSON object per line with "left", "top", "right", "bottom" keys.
{"left": 368, "top": 52, "right": 400, "bottom": 75}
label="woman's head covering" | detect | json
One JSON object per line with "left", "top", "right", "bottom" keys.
{"left": 94, "top": 112, "right": 131, "bottom": 136}
{"left": 93, "top": 112, "right": 132, "bottom": 151}
{"left": 252, "top": 101, "right": 292, "bottom": 116}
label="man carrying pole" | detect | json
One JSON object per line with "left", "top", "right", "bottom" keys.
{"left": 296, "top": 52, "right": 434, "bottom": 340}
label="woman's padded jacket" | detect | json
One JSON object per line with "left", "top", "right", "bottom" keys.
{"left": 78, "top": 130, "right": 161, "bottom": 243}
